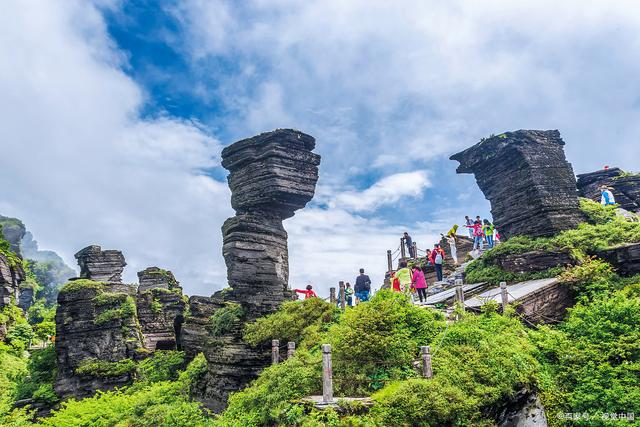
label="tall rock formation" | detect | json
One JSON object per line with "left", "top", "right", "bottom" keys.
{"left": 55, "top": 246, "right": 143, "bottom": 400}
{"left": 184, "top": 129, "right": 320, "bottom": 411}
{"left": 0, "top": 253, "right": 25, "bottom": 309}
{"left": 136, "top": 267, "right": 186, "bottom": 351}
{"left": 576, "top": 167, "right": 640, "bottom": 213}
{"left": 450, "top": 130, "right": 583, "bottom": 238}
{"left": 0, "top": 215, "right": 26, "bottom": 256}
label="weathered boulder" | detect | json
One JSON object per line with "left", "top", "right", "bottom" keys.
{"left": 494, "top": 250, "right": 575, "bottom": 274}
{"left": 450, "top": 130, "right": 583, "bottom": 238}
{"left": 180, "top": 296, "right": 222, "bottom": 362}
{"left": 55, "top": 246, "right": 143, "bottom": 400}
{"left": 593, "top": 242, "right": 640, "bottom": 276}
{"left": 136, "top": 270, "right": 186, "bottom": 351}
{"left": 184, "top": 129, "right": 320, "bottom": 412}
{"left": 576, "top": 167, "right": 640, "bottom": 213}
{"left": 17, "top": 284, "right": 35, "bottom": 312}
{"left": 0, "top": 215, "right": 26, "bottom": 256}
{"left": 75, "top": 245, "right": 126, "bottom": 282}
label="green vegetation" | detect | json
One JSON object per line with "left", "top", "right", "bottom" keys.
{"left": 137, "top": 351, "right": 186, "bottom": 383}
{"left": 208, "top": 302, "right": 245, "bottom": 336}
{"left": 14, "top": 346, "right": 59, "bottom": 405}
{"left": 94, "top": 295, "right": 137, "bottom": 325}
{"left": 59, "top": 279, "right": 104, "bottom": 294}
{"left": 244, "top": 297, "right": 339, "bottom": 348}
{"left": 0, "top": 225, "right": 21, "bottom": 268}
{"left": 75, "top": 358, "right": 137, "bottom": 378}
{"left": 579, "top": 197, "right": 618, "bottom": 224}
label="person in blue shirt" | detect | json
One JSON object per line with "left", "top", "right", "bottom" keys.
{"left": 354, "top": 268, "right": 371, "bottom": 303}
{"left": 600, "top": 186, "right": 616, "bottom": 206}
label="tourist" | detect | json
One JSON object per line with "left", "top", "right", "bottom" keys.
{"left": 469, "top": 219, "right": 484, "bottom": 251}
{"left": 389, "top": 271, "right": 402, "bottom": 292}
{"left": 395, "top": 261, "right": 413, "bottom": 293}
{"left": 600, "top": 186, "right": 616, "bottom": 206}
{"left": 483, "top": 219, "right": 495, "bottom": 249}
{"left": 354, "top": 268, "right": 372, "bottom": 303}
{"left": 444, "top": 226, "right": 459, "bottom": 265}
{"left": 403, "top": 232, "right": 415, "bottom": 258}
{"left": 430, "top": 243, "right": 446, "bottom": 282}
{"left": 411, "top": 265, "right": 428, "bottom": 303}
{"left": 294, "top": 284, "right": 317, "bottom": 299}
{"left": 345, "top": 282, "right": 354, "bottom": 306}
{"left": 465, "top": 216, "right": 474, "bottom": 238}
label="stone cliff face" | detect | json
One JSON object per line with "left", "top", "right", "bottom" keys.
{"left": 0, "top": 254, "right": 25, "bottom": 309}
{"left": 55, "top": 246, "right": 143, "bottom": 400}
{"left": 450, "top": 130, "right": 583, "bottom": 238}
{"left": 0, "top": 215, "right": 27, "bottom": 256}
{"left": 136, "top": 267, "right": 186, "bottom": 351}
{"left": 576, "top": 167, "right": 640, "bottom": 213}
{"left": 183, "top": 129, "right": 321, "bottom": 412}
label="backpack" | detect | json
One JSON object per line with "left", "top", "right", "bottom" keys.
{"left": 434, "top": 252, "right": 443, "bottom": 264}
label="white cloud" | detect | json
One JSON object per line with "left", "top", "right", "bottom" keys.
{"left": 0, "top": 0, "right": 232, "bottom": 295}
{"left": 329, "top": 171, "right": 431, "bottom": 212}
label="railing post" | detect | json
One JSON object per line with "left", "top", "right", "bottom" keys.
{"left": 421, "top": 345, "right": 433, "bottom": 378}
{"left": 412, "top": 242, "right": 418, "bottom": 259}
{"left": 271, "top": 339, "right": 280, "bottom": 364}
{"left": 455, "top": 284, "right": 464, "bottom": 305}
{"left": 500, "top": 282, "right": 508, "bottom": 313}
{"left": 322, "top": 344, "right": 333, "bottom": 403}
{"left": 387, "top": 250, "right": 393, "bottom": 272}
{"left": 287, "top": 341, "right": 296, "bottom": 359}
{"left": 329, "top": 287, "right": 336, "bottom": 304}
{"left": 400, "top": 238, "right": 406, "bottom": 258}
{"left": 339, "top": 281, "right": 346, "bottom": 310}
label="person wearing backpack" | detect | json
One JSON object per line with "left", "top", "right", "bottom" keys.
{"left": 600, "top": 186, "right": 616, "bottom": 206}
{"left": 483, "top": 219, "right": 495, "bottom": 249}
{"left": 429, "top": 244, "right": 446, "bottom": 282}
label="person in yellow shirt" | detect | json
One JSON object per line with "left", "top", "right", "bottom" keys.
{"left": 395, "top": 261, "right": 413, "bottom": 293}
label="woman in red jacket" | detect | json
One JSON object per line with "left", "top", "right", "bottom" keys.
{"left": 294, "top": 284, "right": 318, "bottom": 299}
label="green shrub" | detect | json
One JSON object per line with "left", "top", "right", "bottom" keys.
{"left": 370, "top": 312, "right": 539, "bottom": 426}
{"left": 137, "top": 351, "right": 185, "bottom": 383}
{"left": 208, "top": 302, "right": 245, "bottom": 336}
{"left": 243, "top": 297, "right": 339, "bottom": 348}
{"left": 42, "top": 355, "right": 211, "bottom": 427}
{"left": 14, "top": 346, "right": 58, "bottom": 404}
{"left": 559, "top": 258, "right": 622, "bottom": 300}
{"left": 94, "top": 295, "right": 137, "bottom": 325}
{"left": 59, "top": 279, "right": 104, "bottom": 294}
{"left": 531, "top": 287, "right": 640, "bottom": 425}
{"left": 75, "top": 358, "right": 136, "bottom": 378}
{"left": 218, "top": 352, "right": 322, "bottom": 426}
{"left": 579, "top": 197, "right": 617, "bottom": 224}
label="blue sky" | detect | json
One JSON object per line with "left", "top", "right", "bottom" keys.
{"left": 1, "top": 1, "right": 640, "bottom": 296}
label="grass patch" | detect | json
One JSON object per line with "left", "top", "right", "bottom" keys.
{"left": 208, "top": 302, "right": 244, "bottom": 336}
{"left": 75, "top": 358, "right": 136, "bottom": 378}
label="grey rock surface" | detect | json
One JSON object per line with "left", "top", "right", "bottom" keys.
{"left": 0, "top": 215, "right": 26, "bottom": 256}
{"left": 75, "top": 245, "right": 126, "bottom": 282}
{"left": 184, "top": 129, "right": 320, "bottom": 412}
{"left": 0, "top": 253, "right": 25, "bottom": 308}
{"left": 593, "top": 242, "right": 640, "bottom": 276}
{"left": 576, "top": 167, "right": 640, "bottom": 213}
{"left": 137, "top": 266, "right": 182, "bottom": 292}
{"left": 450, "top": 130, "right": 583, "bottom": 238}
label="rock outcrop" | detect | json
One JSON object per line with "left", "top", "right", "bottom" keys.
{"left": 0, "top": 253, "right": 25, "bottom": 308}
{"left": 55, "top": 246, "right": 143, "bottom": 400}
{"left": 136, "top": 267, "right": 186, "bottom": 351}
{"left": 0, "top": 215, "right": 26, "bottom": 256}
{"left": 493, "top": 250, "right": 575, "bottom": 274}
{"left": 184, "top": 129, "right": 321, "bottom": 412}
{"left": 17, "top": 284, "right": 35, "bottom": 312}
{"left": 593, "top": 243, "right": 640, "bottom": 276}
{"left": 576, "top": 167, "right": 640, "bottom": 213}
{"left": 450, "top": 130, "right": 583, "bottom": 238}
{"left": 74, "top": 245, "right": 126, "bottom": 282}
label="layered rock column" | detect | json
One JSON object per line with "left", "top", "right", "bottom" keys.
{"left": 576, "top": 167, "right": 640, "bottom": 213}
{"left": 55, "top": 246, "right": 143, "bottom": 400}
{"left": 193, "top": 129, "right": 320, "bottom": 411}
{"left": 136, "top": 267, "right": 186, "bottom": 351}
{"left": 450, "top": 130, "right": 583, "bottom": 238}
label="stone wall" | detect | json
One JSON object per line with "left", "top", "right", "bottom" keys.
{"left": 494, "top": 250, "right": 575, "bottom": 274}
{"left": 593, "top": 243, "right": 640, "bottom": 276}
{"left": 183, "top": 129, "right": 320, "bottom": 412}
{"left": 450, "top": 130, "right": 583, "bottom": 238}
{"left": 576, "top": 167, "right": 640, "bottom": 213}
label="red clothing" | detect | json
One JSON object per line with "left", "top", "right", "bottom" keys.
{"left": 392, "top": 275, "right": 401, "bottom": 292}
{"left": 429, "top": 247, "right": 445, "bottom": 264}
{"left": 467, "top": 222, "right": 483, "bottom": 237}
{"left": 294, "top": 289, "right": 317, "bottom": 299}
